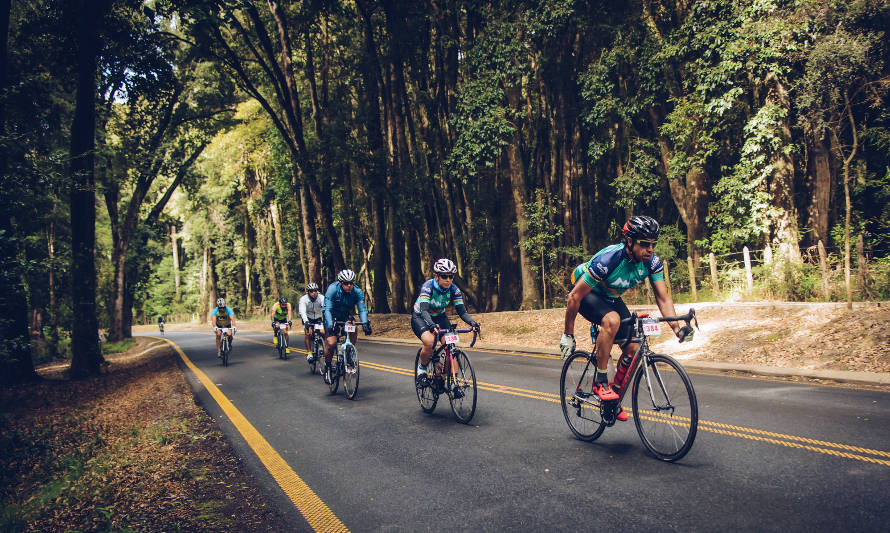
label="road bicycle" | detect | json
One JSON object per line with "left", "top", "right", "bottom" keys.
{"left": 560, "top": 309, "right": 699, "bottom": 462}
{"left": 326, "top": 319, "right": 368, "bottom": 400}
{"left": 274, "top": 321, "right": 291, "bottom": 360}
{"left": 215, "top": 326, "right": 236, "bottom": 367}
{"left": 414, "top": 324, "right": 479, "bottom": 424}
{"left": 306, "top": 320, "right": 326, "bottom": 375}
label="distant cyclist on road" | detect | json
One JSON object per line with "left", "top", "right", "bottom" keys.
{"left": 157, "top": 315, "right": 165, "bottom": 334}
{"left": 411, "top": 258, "right": 479, "bottom": 379}
{"left": 560, "top": 216, "right": 693, "bottom": 422}
{"left": 299, "top": 282, "right": 325, "bottom": 362}
{"left": 322, "top": 269, "right": 371, "bottom": 385}
{"left": 271, "top": 296, "right": 293, "bottom": 347}
{"left": 210, "top": 298, "right": 237, "bottom": 358}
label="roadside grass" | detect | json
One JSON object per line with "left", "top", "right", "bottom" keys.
{"left": 0, "top": 340, "right": 283, "bottom": 532}
{"left": 101, "top": 338, "right": 136, "bottom": 355}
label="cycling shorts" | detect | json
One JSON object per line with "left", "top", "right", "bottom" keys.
{"left": 410, "top": 312, "right": 451, "bottom": 340}
{"left": 578, "top": 291, "right": 632, "bottom": 341}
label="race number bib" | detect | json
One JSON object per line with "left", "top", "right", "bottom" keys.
{"left": 344, "top": 324, "right": 356, "bottom": 333}
{"left": 314, "top": 324, "right": 325, "bottom": 331}
{"left": 642, "top": 319, "right": 661, "bottom": 336}
{"left": 443, "top": 332, "right": 460, "bottom": 345}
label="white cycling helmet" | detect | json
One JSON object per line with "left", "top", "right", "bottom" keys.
{"left": 216, "top": 297, "right": 226, "bottom": 307}
{"left": 306, "top": 282, "right": 319, "bottom": 292}
{"left": 433, "top": 258, "right": 458, "bottom": 274}
{"left": 337, "top": 269, "right": 356, "bottom": 283}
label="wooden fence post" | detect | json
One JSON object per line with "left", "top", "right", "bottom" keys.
{"left": 687, "top": 256, "right": 697, "bottom": 301}
{"left": 763, "top": 243, "right": 773, "bottom": 265}
{"left": 857, "top": 234, "right": 872, "bottom": 299}
{"left": 743, "top": 246, "right": 753, "bottom": 293}
{"left": 709, "top": 252, "right": 720, "bottom": 294}
{"left": 818, "top": 240, "right": 830, "bottom": 300}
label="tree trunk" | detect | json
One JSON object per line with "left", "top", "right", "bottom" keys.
{"left": 201, "top": 245, "right": 208, "bottom": 318}
{"left": 68, "top": 0, "right": 105, "bottom": 379}
{"left": 506, "top": 85, "right": 541, "bottom": 309}
{"left": 806, "top": 130, "right": 832, "bottom": 247}
{"left": 765, "top": 74, "right": 801, "bottom": 263}
{"left": 270, "top": 203, "right": 289, "bottom": 285}
{"left": 171, "top": 226, "right": 181, "bottom": 302}
{"left": 298, "top": 178, "right": 322, "bottom": 284}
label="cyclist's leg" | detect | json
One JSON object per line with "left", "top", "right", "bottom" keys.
{"left": 411, "top": 313, "right": 436, "bottom": 365}
{"left": 216, "top": 330, "right": 222, "bottom": 352}
{"left": 304, "top": 323, "right": 312, "bottom": 352}
{"left": 579, "top": 293, "right": 630, "bottom": 371}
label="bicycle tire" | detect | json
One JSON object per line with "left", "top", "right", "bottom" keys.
{"left": 414, "top": 349, "right": 438, "bottom": 413}
{"left": 343, "top": 345, "right": 360, "bottom": 400}
{"left": 631, "top": 354, "right": 698, "bottom": 462}
{"left": 447, "top": 349, "right": 477, "bottom": 424}
{"left": 329, "top": 354, "right": 341, "bottom": 394}
{"left": 559, "top": 351, "right": 606, "bottom": 441}
{"left": 222, "top": 340, "right": 229, "bottom": 367}
{"left": 278, "top": 337, "right": 285, "bottom": 360}
{"left": 314, "top": 336, "right": 326, "bottom": 375}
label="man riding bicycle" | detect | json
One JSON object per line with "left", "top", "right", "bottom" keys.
{"left": 157, "top": 315, "right": 165, "bottom": 332}
{"left": 411, "top": 258, "right": 480, "bottom": 379}
{"left": 561, "top": 216, "right": 693, "bottom": 422}
{"left": 271, "top": 296, "right": 293, "bottom": 347}
{"left": 210, "top": 298, "right": 236, "bottom": 358}
{"left": 299, "top": 282, "right": 325, "bottom": 361}
{"left": 322, "top": 269, "right": 371, "bottom": 385}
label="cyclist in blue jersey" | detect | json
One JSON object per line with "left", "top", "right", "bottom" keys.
{"left": 560, "top": 216, "right": 694, "bottom": 421}
{"left": 322, "top": 269, "right": 371, "bottom": 384}
{"left": 210, "top": 297, "right": 237, "bottom": 358}
{"left": 411, "top": 259, "right": 480, "bottom": 378}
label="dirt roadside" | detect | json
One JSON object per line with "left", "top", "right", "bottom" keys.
{"left": 1, "top": 338, "right": 288, "bottom": 532}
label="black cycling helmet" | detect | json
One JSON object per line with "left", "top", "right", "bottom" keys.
{"left": 278, "top": 297, "right": 288, "bottom": 305}
{"left": 622, "top": 215, "right": 660, "bottom": 241}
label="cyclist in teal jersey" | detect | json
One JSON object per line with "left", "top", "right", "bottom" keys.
{"left": 560, "top": 216, "right": 694, "bottom": 421}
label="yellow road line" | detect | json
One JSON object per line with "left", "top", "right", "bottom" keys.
{"left": 153, "top": 336, "right": 348, "bottom": 532}
{"left": 359, "top": 359, "right": 890, "bottom": 467}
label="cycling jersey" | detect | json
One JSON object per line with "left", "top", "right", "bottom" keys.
{"left": 412, "top": 279, "right": 465, "bottom": 316}
{"left": 322, "top": 282, "right": 369, "bottom": 329}
{"left": 271, "top": 302, "right": 291, "bottom": 322}
{"left": 571, "top": 243, "right": 664, "bottom": 301}
{"left": 212, "top": 306, "right": 234, "bottom": 327}
{"left": 299, "top": 293, "right": 324, "bottom": 323}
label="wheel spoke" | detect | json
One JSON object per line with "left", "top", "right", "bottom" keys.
{"left": 559, "top": 351, "right": 605, "bottom": 441}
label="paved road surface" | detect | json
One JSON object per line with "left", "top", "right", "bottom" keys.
{"left": 146, "top": 331, "right": 890, "bottom": 532}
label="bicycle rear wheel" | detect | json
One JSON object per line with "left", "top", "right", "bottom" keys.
{"left": 343, "top": 345, "right": 360, "bottom": 400}
{"left": 447, "top": 349, "right": 477, "bottom": 424}
{"left": 559, "top": 351, "right": 605, "bottom": 441}
{"left": 414, "top": 349, "right": 438, "bottom": 413}
{"left": 329, "top": 356, "right": 341, "bottom": 394}
{"left": 631, "top": 354, "right": 698, "bottom": 462}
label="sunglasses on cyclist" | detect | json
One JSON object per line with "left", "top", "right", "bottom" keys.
{"left": 438, "top": 274, "right": 454, "bottom": 279}
{"left": 341, "top": 282, "right": 354, "bottom": 287}
{"left": 636, "top": 240, "right": 657, "bottom": 248}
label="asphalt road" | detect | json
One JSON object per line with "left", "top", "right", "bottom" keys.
{"left": 149, "top": 330, "right": 890, "bottom": 532}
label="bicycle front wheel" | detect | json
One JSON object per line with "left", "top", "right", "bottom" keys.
{"left": 343, "top": 345, "right": 360, "bottom": 400}
{"left": 631, "top": 354, "right": 698, "bottom": 462}
{"left": 559, "top": 351, "right": 605, "bottom": 441}
{"left": 414, "top": 349, "right": 438, "bottom": 413}
{"left": 447, "top": 349, "right": 477, "bottom": 424}
{"left": 329, "top": 358, "right": 341, "bottom": 394}
{"left": 222, "top": 343, "right": 229, "bottom": 367}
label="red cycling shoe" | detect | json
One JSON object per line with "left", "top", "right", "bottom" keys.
{"left": 616, "top": 406, "right": 628, "bottom": 422}
{"left": 593, "top": 383, "right": 619, "bottom": 401}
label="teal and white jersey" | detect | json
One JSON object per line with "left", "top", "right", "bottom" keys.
{"left": 412, "top": 279, "right": 464, "bottom": 316}
{"left": 571, "top": 243, "right": 664, "bottom": 300}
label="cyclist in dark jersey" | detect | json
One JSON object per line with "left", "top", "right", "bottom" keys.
{"left": 560, "top": 216, "right": 694, "bottom": 421}
{"left": 411, "top": 258, "right": 480, "bottom": 378}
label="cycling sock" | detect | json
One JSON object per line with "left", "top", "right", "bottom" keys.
{"left": 595, "top": 368, "right": 609, "bottom": 384}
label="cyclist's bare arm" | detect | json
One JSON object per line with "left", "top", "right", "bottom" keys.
{"left": 564, "top": 277, "right": 593, "bottom": 335}
{"left": 652, "top": 280, "right": 680, "bottom": 336}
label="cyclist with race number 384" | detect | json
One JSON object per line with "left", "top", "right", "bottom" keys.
{"left": 561, "top": 216, "right": 694, "bottom": 422}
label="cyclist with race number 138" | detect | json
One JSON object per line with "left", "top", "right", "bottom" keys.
{"left": 560, "top": 216, "right": 694, "bottom": 422}
{"left": 411, "top": 258, "right": 479, "bottom": 379}
{"left": 322, "top": 270, "right": 371, "bottom": 385}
